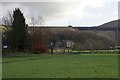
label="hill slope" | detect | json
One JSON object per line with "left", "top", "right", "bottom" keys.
{"left": 97, "top": 20, "right": 119, "bottom": 30}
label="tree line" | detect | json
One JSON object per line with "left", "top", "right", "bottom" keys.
{"left": 1, "top": 8, "right": 116, "bottom": 54}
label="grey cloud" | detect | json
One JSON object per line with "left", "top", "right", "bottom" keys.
{"left": 84, "top": 1, "right": 117, "bottom": 14}
{"left": 20, "top": 2, "right": 73, "bottom": 18}
{"left": 1, "top": 1, "right": 118, "bottom": 26}
{"left": 2, "top": 2, "right": 72, "bottom": 25}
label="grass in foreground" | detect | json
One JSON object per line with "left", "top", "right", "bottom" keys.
{"left": 2, "top": 52, "right": 118, "bottom": 78}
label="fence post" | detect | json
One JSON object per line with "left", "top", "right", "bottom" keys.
{"left": 50, "top": 42, "right": 53, "bottom": 54}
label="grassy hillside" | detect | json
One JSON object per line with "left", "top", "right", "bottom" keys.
{"left": 97, "top": 20, "right": 119, "bottom": 30}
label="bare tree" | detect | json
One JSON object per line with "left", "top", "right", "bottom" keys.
{"left": 31, "top": 14, "right": 44, "bottom": 26}
{"left": 37, "top": 15, "right": 44, "bottom": 25}
{"left": 31, "top": 16, "right": 37, "bottom": 26}
{"left": 2, "top": 11, "right": 13, "bottom": 31}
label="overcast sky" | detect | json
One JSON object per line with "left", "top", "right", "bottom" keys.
{"left": 1, "top": 0, "right": 119, "bottom": 26}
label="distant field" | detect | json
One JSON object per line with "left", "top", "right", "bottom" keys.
{"left": 2, "top": 52, "right": 118, "bottom": 78}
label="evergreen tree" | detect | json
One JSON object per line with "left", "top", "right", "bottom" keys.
{"left": 9, "top": 8, "right": 27, "bottom": 51}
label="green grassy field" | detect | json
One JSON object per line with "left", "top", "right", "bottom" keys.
{"left": 2, "top": 52, "right": 118, "bottom": 78}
